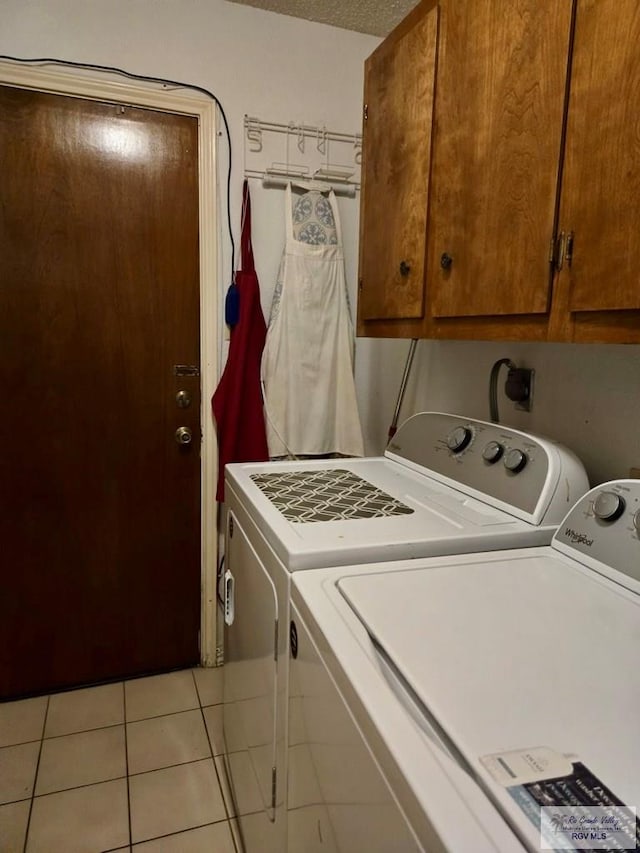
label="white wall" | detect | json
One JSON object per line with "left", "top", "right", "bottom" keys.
{"left": 394, "top": 339, "right": 640, "bottom": 487}
{"left": 0, "top": 0, "right": 396, "bottom": 445}
{"left": 3, "top": 0, "right": 639, "bottom": 488}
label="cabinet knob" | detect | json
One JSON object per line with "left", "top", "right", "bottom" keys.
{"left": 399, "top": 260, "right": 411, "bottom": 276}
{"left": 440, "top": 252, "right": 453, "bottom": 270}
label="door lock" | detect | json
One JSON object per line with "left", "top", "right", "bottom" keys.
{"left": 175, "top": 389, "right": 192, "bottom": 408}
{"left": 175, "top": 426, "right": 193, "bottom": 445}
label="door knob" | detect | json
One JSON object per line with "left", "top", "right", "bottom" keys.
{"left": 175, "top": 426, "right": 192, "bottom": 445}
{"left": 440, "top": 252, "right": 453, "bottom": 269}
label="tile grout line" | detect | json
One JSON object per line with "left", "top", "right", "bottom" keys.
{"left": 21, "top": 755, "right": 217, "bottom": 803}
{"left": 122, "top": 681, "right": 133, "bottom": 850}
{"left": 192, "top": 668, "right": 239, "bottom": 852}
{"left": 23, "top": 694, "right": 50, "bottom": 853}
{"left": 128, "top": 817, "right": 232, "bottom": 849}
{"left": 4, "top": 669, "right": 230, "bottom": 852}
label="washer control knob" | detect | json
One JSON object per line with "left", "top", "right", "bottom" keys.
{"left": 446, "top": 426, "right": 472, "bottom": 453}
{"left": 593, "top": 491, "right": 625, "bottom": 522}
{"left": 634, "top": 509, "right": 640, "bottom": 535}
{"left": 482, "top": 441, "right": 504, "bottom": 464}
{"left": 504, "top": 448, "right": 527, "bottom": 473}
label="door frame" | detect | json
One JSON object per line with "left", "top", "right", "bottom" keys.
{"left": 0, "top": 59, "right": 219, "bottom": 666}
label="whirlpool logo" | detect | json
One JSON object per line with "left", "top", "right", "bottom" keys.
{"left": 564, "top": 527, "right": 594, "bottom": 547}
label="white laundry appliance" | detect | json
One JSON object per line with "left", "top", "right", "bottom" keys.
{"left": 220, "top": 411, "right": 589, "bottom": 852}
{"left": 290, "top": 479, "right": 640, "bottom": 852}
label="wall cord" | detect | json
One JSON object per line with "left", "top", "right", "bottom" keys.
{"left": 489, "top": 358, "right": 515, "bottom": 423}
{"left": 0, "top": 54, "right": 236, "bottom": 275}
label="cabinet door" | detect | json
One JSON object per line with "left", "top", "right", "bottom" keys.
{"left": 357, "top": 3, "right": 438, "bottom": 325}
{"left": 554, "top": 0, "right": 640, "bottom": 337}
{"left": 428, "top": 0, "right": 574, "bottom": 319}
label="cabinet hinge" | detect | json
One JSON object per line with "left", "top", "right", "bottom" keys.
{"left": 271, "top": 766, "right": 277, "bottom": 810}
{"left": 565, "top": 231, "right": 574, "bottom": 268}
{"left": 550, "top": 231, "right": 566, "bottom": 272}
{"left": 363, "top": 103, "right": 368, "bottom": 121}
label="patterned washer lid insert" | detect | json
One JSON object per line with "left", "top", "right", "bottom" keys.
{"left": 250, "top": 469, "right": 414, "bottom": 523}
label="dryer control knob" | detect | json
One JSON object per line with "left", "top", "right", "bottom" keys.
{"left": 482, "top": 441, "right": 504, "bottom": 464}
{"left": 593, "top": 491, "right": 626, "bottom": 522}
{"left": 633, "top": 509, "right": 640, "bottom": 534}
{"left": 504, "top": 448, "right": 527, "bottom": 473}
{"left": 446, "top": 426, "right": 472, "bottom": 453}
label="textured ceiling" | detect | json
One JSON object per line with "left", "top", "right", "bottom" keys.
{"left": 226, "top": 0, "right": 420, "bottom": 37}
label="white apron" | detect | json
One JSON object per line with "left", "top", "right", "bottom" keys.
{"left": 261, "top": 184, "right": 364, "bottom": 458}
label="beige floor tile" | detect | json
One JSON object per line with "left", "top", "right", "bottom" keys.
{"left": 126, "top": 672, "right": 199, "bottom": 722}
{"left": 215, "top": 756, "right": 236, "bottom": 819}
{"left": 129, "top": 759, "right": 226, "bottom": 843}
{"left": 202, "top": 705, "right": 224, "bottom": 756}
{"left": 132, "top": 821, "right": 235, "bottom": 852}
{"left": 45, "top": 682, "right": 124, "bottom": 737}
{"left": 35, "top": 725, "right": 126, "bottom": 795}
{"left": 287, "top": 743, "right": 322, "bottom": 810}
{"left": 288, "top": 804, "right": 338, "bottom": 853}
{"left": 27, "top": 778, "right": 129, "bottom": 853}
{"left": 233, "top": 810, "right": 284, "bottom": 853}
{"left": 192, "top": 666, "right": 223, "bottom": 707}
{"left": 219, "top": 752, "right": 264, "bottom": 817}
{"left": 127, "top": 710, "right": 210, "bottom": 775}
{"left": 0, "top": 741, "right": 40, "bottom": 804}
{"left": 0, "top": 799, "right": 30, "bottom": 852}
{"left": 0, "top": 696, "right": 47, "bottom": 748}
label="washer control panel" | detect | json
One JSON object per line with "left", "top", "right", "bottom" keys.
{"left": 553, "top": 480, "right": 640, "bottom": 584}
{"left": 385, "top": 412, "right": 581, "bottom": 519}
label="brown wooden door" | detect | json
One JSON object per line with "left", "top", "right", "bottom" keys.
{"left": 552, "top": 0, "right": 640, "bottom": 340}
{"left": 357, "top": 2, "right": 438, "bottom": 329}
{"left": 0, "top": 86, "right": 201, "bottom": 699}
{"left": 427, "top": 0, "right": 574, "bottom": 319}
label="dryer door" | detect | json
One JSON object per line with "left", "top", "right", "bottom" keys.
{"left": 222, "top": 510, "right": 278, "bottom": 822}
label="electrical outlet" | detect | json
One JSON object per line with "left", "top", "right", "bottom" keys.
{"left": 505, "top": 368, "right": 535, "bottom": 413}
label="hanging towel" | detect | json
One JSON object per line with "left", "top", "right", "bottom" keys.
{"left": 212, "top": 180, "right": 269, "bottom": 501}
{"left": 261, "top": 184, "right": 364, "bottom": 458}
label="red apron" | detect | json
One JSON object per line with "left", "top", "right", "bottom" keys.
{"left": 212, "top": 180, "right": 269, "bottom": 501}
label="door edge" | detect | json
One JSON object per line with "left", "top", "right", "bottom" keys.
{"left": 0, "top": 59, "right": 219, "bottom": 668}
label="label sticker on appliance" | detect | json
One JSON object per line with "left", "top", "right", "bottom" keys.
{"left": 480, "top": 747, "right": 574, "bottom": 786}
{"left": 480, "top": 748, "right": 639, "bottom": 850}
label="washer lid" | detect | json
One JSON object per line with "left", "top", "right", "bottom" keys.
{"left": 338, "top": 554, "right": 640, "bottom": 844}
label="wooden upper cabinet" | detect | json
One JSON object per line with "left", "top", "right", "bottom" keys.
{"left": 550, "top": 0, "right": 640, "bottom": 342}
{"left": 428, "top": 0, "right": 574, "bottom": 320}
{"left": 357, "top": 0, "right": 640, "bottom": 342}
{"left": 357, "top": 2, "right": 438, "bottom": 330}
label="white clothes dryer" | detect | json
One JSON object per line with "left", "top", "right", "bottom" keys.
{"left": 220, "top": 412, "right": 589, "bottom": 852}
{"left": 290, "top": 479, "right": 640, "bottom": 852}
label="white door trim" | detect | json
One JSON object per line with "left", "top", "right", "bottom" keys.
{"left": 0, "top": 59, "right": 219, "bottom": 667}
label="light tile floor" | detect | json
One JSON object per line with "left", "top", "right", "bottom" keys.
{"left": 0, "top": 668, "right": 242, "bottom": 853}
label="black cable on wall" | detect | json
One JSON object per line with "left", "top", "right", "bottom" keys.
{"left": 0, "top": 54, "right": 236, "bottom": 274}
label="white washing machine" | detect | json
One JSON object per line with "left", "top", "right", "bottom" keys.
{"left": 291, "top": 479, "right": 640, "bottom": 852}
{"left": 220, "top": 412, "right": 589, "bottom": 852}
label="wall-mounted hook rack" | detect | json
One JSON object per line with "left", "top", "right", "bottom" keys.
{"left": 243, "top": 115, "right": 362, "bottom": 193}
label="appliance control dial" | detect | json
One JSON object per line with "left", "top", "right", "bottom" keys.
{"left": 634, "top": 509, "right": 640, "bottom": 535}
{"left": 593, "top": 491, "right": 626, "bottom": 522}
{"left": 446, "top": 426, "right": 472, "bottom": 453}
{"left": 482, "top": 441, "right": 504, "bottom": 464}
{"left": 504, "top": 448, "right": 527, "bottom": 473}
